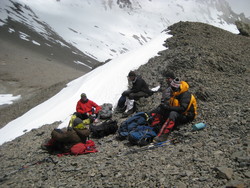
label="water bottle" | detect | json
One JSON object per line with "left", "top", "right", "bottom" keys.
{"left": 192, "top": 122, "right": 206, "bottom": 131}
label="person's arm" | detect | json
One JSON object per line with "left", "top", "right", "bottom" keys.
{"left": 130, "top": 78, "right": 144, "bottom": 93}
{"left": 168, "top": 92, "right": 191, "bottom": 113}
{"left": 76, "top": 101, "right": 85, "bottom": 114}
{"left": 90, "top": 100, "right": 102, "bottom": 113}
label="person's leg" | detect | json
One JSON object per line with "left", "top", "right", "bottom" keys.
{"left": 117, "top": 95, "right": 126, "bottom": 108}
{"left": 153, "top": 111, "right": 179, "bottom": 142}
{"left": 124, "top": 97, "right": 135, "bottom": 112}
{"left": 74, "top": 112, "right": 88, "bottom": 120}
{"left": 129, "top": 91, "right": 148, "bottom": 100}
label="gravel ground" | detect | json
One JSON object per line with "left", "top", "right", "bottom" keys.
{"left": 0, "top": 21, "right": 249, "bottom": 188}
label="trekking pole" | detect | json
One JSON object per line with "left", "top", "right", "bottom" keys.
{"left": 118, "top": 138, "right": 177, "bottom": 156}
{"left": 0, "top": 156, "right": 57, "bottom": 182}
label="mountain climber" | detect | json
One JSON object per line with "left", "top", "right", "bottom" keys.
{"left": 69, "top": 93, "right": 101, "bottom": 124}
{"left": 150, "top": 71, "right": 175, "bottom": 118}
{"left": 153, "top": 77, "right": 197, "bottom": 142}
{"left": 41, "top": 121, "right": 91, "bottom": 154}
{"left": 116, "top": 71, "right": 153, "bottom": 117}
{"left": 160, "top": 71, "right": 175, "bottom": 102}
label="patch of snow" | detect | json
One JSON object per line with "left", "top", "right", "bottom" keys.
{"left": 8, "top": 28, "right": 15, "bottom": 33}
{"left": 32, "top": 40, "right": 40, "bottom": 46}
{"left": 0, "top": 94, "right": 21, "bottom": 105}
{"left": 19, "top": 31, "right": 30, "bottom": 41}
{"left": 74, "top": 60, "right": 92, "bottom": 69}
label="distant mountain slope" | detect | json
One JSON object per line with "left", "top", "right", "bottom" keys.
{"left": 0, "top": 0, "right": 100, "bottom": 69}
{"left": 4, "top": 0, "right": 249, "bottom": 62}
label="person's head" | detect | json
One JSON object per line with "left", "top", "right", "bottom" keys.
{"left": 165, "top": 71, "right": 175, "bottom": 85}
{"left": 81, "top": 93, "right": 88, "bottom": 101}
{"left": 127, "top": 71, "right": 136, "bottom": 81}
{"left": 170, "top": 77, "right": 181, "bottom": 92}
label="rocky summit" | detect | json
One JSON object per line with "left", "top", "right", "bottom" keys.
{"left": 0, "top": 21, "right": 249, "bottom": 187}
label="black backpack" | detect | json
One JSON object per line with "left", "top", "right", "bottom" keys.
{"left": 90, "top": 120, "right": 118, "bottom": 138}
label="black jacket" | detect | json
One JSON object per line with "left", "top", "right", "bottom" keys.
{"left": 130, "top": 76, "right": 152, "bottom": 95}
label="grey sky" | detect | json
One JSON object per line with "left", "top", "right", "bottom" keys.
{"left": 225, "top": 0, "right": 250, "bottom": 17}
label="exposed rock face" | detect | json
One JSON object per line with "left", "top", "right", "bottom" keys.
{"left": 0, "top": 22, "right": 249, "bottom": 187}
{"left": 235, "top": 21, "right": 250, "bottom": 36}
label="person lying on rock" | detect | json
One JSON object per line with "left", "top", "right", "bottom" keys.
{"left": 116, "top": 71, "right": 154, "bottom": 118}
{"left": 42, "top": 119, "right": 90, "bottom": 154}
{"left": 153, "top": 77, "right": 198, "bottom": 142}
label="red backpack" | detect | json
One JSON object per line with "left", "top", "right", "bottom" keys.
{"left": 70, "top": 140, "right": 98, "bottom": 155}
{"left": 57, "top": 140, "right": 98, "bottom": 157}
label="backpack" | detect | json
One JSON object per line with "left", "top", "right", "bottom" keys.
{"left": 118, "top": 112, "right": 152, "bottom": 137}
{"left": 70, "top": 140, "right": 98, "bottom": 155}
{"left": 90, "top": 120, "right": 118, "bottom": 138}
{"left": 99, "top": 103, "right": 113, "bottom": 119}
{"left": 42, "top": 138, "right": 98, "bottom": 156}
{"left": 118, "top": 112, "right": 157, "bottom": 146}
{"left": 128, "top": 126, "right": 157, "bottom": 146}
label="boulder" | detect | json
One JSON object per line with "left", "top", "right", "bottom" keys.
{"left": 235, "top": 21, "right": 250, "bottom": 37}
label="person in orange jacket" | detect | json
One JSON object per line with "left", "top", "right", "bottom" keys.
{"left": 74, "top": 93, "right": 101, "bottom": 120}
{"left": 153, "top": 78, "right": 197, "bottom": 142}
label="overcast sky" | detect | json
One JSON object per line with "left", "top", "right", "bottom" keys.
{"left": 225, "top": 0, "right": 250, "bottom": 17}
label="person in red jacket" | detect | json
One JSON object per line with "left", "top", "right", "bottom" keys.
{"left": 75, "top": 93, "right": 101, "bottom": 120}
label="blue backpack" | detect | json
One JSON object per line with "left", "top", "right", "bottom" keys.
{"left": 118, "top": 112, "right": 157, "bottom": 146}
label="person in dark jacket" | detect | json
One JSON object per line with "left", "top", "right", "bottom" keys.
{"left": 153, "top": 77, "right": 197, "bottom": 142}
{"left": 117, "top": 71, "right": 153, "bottom": 117}
{"left": 160, "top": 71, "right": 175, "bottom": 103}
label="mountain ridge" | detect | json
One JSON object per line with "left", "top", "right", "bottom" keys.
{"left": 0, "top": 21, "right": 249, "bottom": 187}
{"left": 1, "top": 0, "right": 250, "bottom": 62}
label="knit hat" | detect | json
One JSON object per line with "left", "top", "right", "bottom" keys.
{"left": 165, "top": 71, "right": 175, "bottom": 79}
{"left": 170, "top": 77, "right": 181, "bottom": 89}
{"left": 128, "top": 71, "right": 136, "bottom": 77}
{"left": 81, "top": 93, "right": 87, "bottom": 98}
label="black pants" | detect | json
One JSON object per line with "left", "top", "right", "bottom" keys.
{"left": 74, "top": 112, "right": 89, "bottom": 120}
{"left": 151, "top": 106, "right": 194, "bottom": 126}
{"left": 118, "top": 90, "right": 149, "bottom": 108}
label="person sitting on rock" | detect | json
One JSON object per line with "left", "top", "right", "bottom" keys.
{"left": 151, "top": 71, "right": 175, "bottom": 117}
{"left": 116, "top": 71, "right": 153, "bottom": 117}
{"left": 153, "top": 77, "right": 197, "bottom": 142}
{"left": 73, "top": 93, "right": 101, "bottom": 121}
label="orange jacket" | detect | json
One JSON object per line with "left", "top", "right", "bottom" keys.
{"left": 169, "top": 81, "right": 197, "bottom": 119}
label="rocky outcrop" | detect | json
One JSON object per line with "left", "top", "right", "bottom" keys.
{"left": 0, "top": 22, "right": 249, "bottom": 187}
{"left": 235, "top": 21, "right": 250, "bottom": 36}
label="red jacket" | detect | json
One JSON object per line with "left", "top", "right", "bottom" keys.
{"left": 76, "top": 99, "right": 101, "bottom": 114}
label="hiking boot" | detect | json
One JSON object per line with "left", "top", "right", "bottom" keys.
{"left": 122, "top": 109, "right": 134, "bottom": 118}
{"left": 115, "top": 135, "right": 127, "bottom": 141}
{"left": 153, "top": 134, "right": 169, "bottom": 143}
{"left": 115, "top": 106, "right": 126, "bottom": 113}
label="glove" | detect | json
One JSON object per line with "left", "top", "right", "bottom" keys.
{"left": 160, "top": 99, "right": 165, "bottom": 104}
{"left": 67, "top": 127, "right": 73, "bottom": 131}
{"left": 160, "top": 103, "right": 170, "bottom": 110}
{"left": 91, "top": 114, "right": 96, "bottom": 118}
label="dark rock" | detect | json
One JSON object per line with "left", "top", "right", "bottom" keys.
{"left": 235, "top": 21, "right": 250, "bottom": 36}
{"left": 215, "top": 166, "right": 233, "bottom": 180}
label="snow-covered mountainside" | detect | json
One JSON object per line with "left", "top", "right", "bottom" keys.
{"left": 1, "top": 0, "right": 249, "bottom": 62}
{"left": 0, "top": 0, "right": 100, "bottom": 71}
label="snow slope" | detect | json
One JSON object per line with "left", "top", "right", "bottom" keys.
{"left": 1, "top": 0, "right": 241, "bottom": 62}
{"left": 0, "top": 32, "right": 171, "bottom": 145}
{"left": 0, "top": 0, "right": 247, "bottom": 144}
